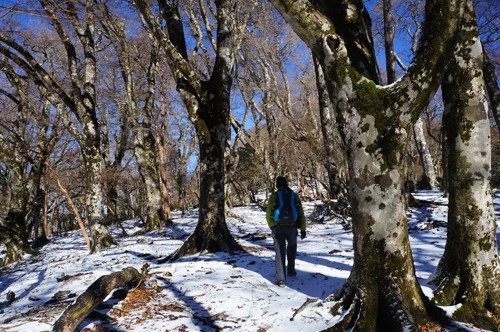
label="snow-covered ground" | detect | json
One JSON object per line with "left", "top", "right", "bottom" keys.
{"left": 0, "top": 191, "right": 498, "bottom": 331}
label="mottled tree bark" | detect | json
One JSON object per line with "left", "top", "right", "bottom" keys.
{"left": 35, "top": 0, "right": 116, "bottom": 252}
{"left": 157, "top": 98, "right": 173, "bottom": 222}
{"left": 430, "top": 2, "right": 500, "bottom": 328}
{"left": 133, "top": 115, "right": 165, "bottom": 230}
{"left": 84, "top": 149, "right": 116, "bottom": 253}
{"left": 267, "top": 0, "right": 464, "bottom": 329}
{"left": 313, "top": 55, "right": 347, "bottom": 199}
{"left": 73, "top": 0, "right": 116, "bottom": 252}
{"left": 0, "top": 79, "right": 32, "bottom": 263}
{"left": 413, "top": 118, "right": 438, "bottom": 188}
{"left": 132, "top": 41, "right": 165, "bottom": 230}
{"left": 381, "top": 0, "right": 437, "bottom": 189}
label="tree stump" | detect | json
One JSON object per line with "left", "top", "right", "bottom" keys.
{"left": 52, "top": 266, "right": 142, "bottom": 332}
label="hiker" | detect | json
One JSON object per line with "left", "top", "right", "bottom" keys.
{"left": 266, "top": 176, "right": 306, "bottom": 287}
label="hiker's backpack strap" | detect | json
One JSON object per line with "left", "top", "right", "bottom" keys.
{"left": 291, "top": 191, "right": 298, "bottom": 221}
{"left": 273, "top": 190, "right": 284, "bottom": 222}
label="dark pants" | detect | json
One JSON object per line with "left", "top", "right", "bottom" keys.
{"left": 271, "top": 225, "right": 298, "bottom": 282}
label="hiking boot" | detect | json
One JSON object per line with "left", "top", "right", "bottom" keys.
{"left": 277, "top": 280, "right": 285, "bottom": 287}
{"left": 287, "top": 269, "right": 297, "bottom": 277}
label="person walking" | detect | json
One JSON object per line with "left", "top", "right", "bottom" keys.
{"left": 266, "top": 176, "right": 306, "bottom": 287}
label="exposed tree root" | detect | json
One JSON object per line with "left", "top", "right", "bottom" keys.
{"left": 321, "top": 280, "right": 447, "bottom": 332}
{"left": 52, "top": 266, "right": 143, "bottom": 332}
{"left": 144, "top": 209, "right": 165, "bottom": 231}
{"left": 166, "top": 221, "right": 243, "bottom": 261}
{"left": 431, "top": 271, "right": 500, "bottom": 330}
{"left": 453, "top": 303, "right": 500, "bottom": 331}
{"left": 89, "top": 223, "right": 117, "bottom": 254}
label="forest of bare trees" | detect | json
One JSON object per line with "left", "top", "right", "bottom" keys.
{"left": 0, "top": 0, "right": 499, "bottom": 330}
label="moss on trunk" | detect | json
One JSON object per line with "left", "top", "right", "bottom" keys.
{"left": 430, "top": 3, "right": 500, "bottom": 327}
{"left": 89, "top": 223, "right": 117, "bottom": 254}
{"left": 325, "top": 167, "right": 445, "bottom": 330}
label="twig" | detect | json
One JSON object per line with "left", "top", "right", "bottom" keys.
{"left": 290, "top": 298, "right": 318, "bottom": 321}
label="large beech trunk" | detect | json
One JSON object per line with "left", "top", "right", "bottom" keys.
{"left": 133, "top": 128, "right": 165, "bottom": 230}
{"left": 170, "top": 96, "right": 242, "bottom": 258}
{"left": 267, "top": 0, "right": 464, "bottom": 329}
{"left": 430, "top": 3, "right": 500, "bottom": 328}
{"left": 52, "top": 267, "right": 142, "bottom": 332}
{"left": 83, "top": 150, "right": 116, "bottom": 254}
{"left": 330, "top": 130, "right": 438, "bottom": 330}
{"left": 135, "top": 0, "right": 249, "bottom": 259}
{"left": 132, "top": 40, "right": 165, "bottom": 231}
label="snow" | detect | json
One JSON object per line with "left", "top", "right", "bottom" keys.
{"left": 0, "top": 191, "right": 498, "bottom": 331}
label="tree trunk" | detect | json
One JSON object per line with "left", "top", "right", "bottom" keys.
{"left": 82, "top": 146, "right": 116, "bottom": 254}
{"left": 158, "top": 142, "right": 173, "bottom": 223}
{"left": 132, "top": 39, "right": 165, "bottom": 231}
{"left": 0, "top": 165, "right": 32, "bottom": 266}
{"left": 330, "top": 125, "right": 440, "bottom": 330}
{"left": 440, "top": 117, "right": 450, "bottom": 193}
{"left": 313, "top": 55, "right": 347, "bottom": 200}
{"left": 430, "top": 3, "right": 500, "bottom": 328}
{"left": 157, "top": 96, "right": 173, "bottom": 222}
{"left": 31, "top": 161, "right": 49, "bottom": 248}
{"left": 382, "top": 0, "right": 437, "bottom": 190}
{"left": 52, "top": 267, "right": 142, "bottom": 332}
{"left": 267, "top": 0, "right": 464, "bottom": 329}
{"left": 0, "top": 212, "right": 32, "bottom": 267}
{"left": 133, "top": 127, "right": 165, "bottom": 230}
{"left": 134, "top": 0, "right": 249, "bottom": 258}
{"left": 383, "top": 0, "right": 397, "bottom": 84}
{"left": 78, "top": 144, "right": 112, "bottom": 249}
{"left": 413, "top": 118, "right": 438, "bottom": 189}
{"left": 77, "top": 0, "right": 115, "bottom": 253}
{"left": 171, "top": 95, "right": 242, "bottom": 258}
{"left": 177, "top": 155, "right": 188, "bottom": 216}
{"left": 483, "top": 48, "right": 500, "bottom": 133}
{"left": 263, "top": 86, "right": 281, "bottom": 192}
{"left": 96, "top": 0, "right": 165, "bottom": 230}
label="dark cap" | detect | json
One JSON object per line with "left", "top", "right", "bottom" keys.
{"left": 276, "top": 176, "right": 287, "bottom": 188}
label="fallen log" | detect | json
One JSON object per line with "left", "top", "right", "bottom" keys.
{"left": 52, "top": 266, "right": 143, "bottom": 332}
